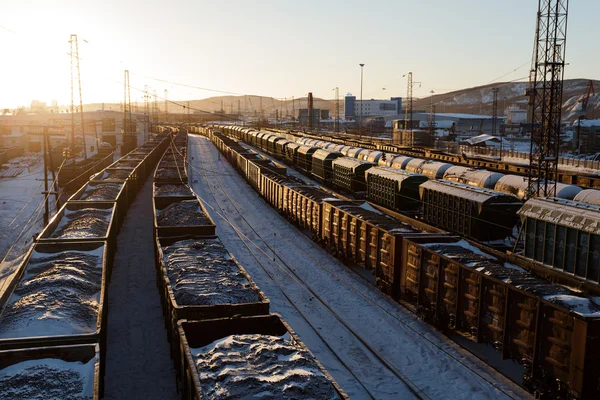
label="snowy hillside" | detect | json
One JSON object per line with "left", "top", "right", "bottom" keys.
{"left": 413, "top": 79, "right": 599, "bottom": 122}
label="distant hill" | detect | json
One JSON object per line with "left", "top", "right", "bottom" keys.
{"left": 81, "top": 96, "right": 337, "bottom": 118}
{"left": 411, "top": 79, "right": 600, "bottom": 122}
{"left": 80, "top": 79, "right": 599, "bottom": 122}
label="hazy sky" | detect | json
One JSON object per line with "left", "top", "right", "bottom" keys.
{"left": 1, "top": 0, "right": 599, "bottom": 109}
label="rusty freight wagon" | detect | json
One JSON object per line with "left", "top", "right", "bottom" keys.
{"left": 400, "top": 237, "right": 600, "bottom": 399}
{"left": 321, "top": 200, "right": 445, "bottom": 297}
{"left": 282, "top": 185, "right": 337, "bottom": 239}
{"left": 245, "top": 156, "right": 287, "bottom": 192}
{"left": 259, "top": 170, "right": 301, "bottom": 211}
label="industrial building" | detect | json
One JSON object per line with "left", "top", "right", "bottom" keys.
{"left": 344, "top": 94, "right": 402, "bottom": 122}
{"left": 401, "top": 112, "right": 506, "bottom": 135}
{"left": 0, "top": 110, "right": 148, "bottom": 155}
{"left": 298, "top": 108, "right": 329, "bottom": 127}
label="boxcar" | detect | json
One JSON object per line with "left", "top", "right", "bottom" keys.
{"left": 518, "top": 197, "right": 600, "bottom": 284}
{"left": 284, "top": 142, "right": 302, "bottom": 165}
{"left": 366, "top": 167, "right": 428, "bottom": 211}
{"left": 419, "top": 180, "right": 522, "bottom": 242}
{"left": 296, "top": 145, "right": 318, "bottom": 173}
{"left": 274, "top": 138, "right": 292, "bottom": 159}
{"left": 332, "top": 157, "right": 374, "bottom": 193}
{"left": 311, "top": 149, "right": 343, "bottom": 183}
{"left": 401, "top": 237, "right": 600, "bottom": 399}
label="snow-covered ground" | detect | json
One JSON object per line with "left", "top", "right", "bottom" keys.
{"left": 0, "top": 161, "right": 57, "bottom": 298}
{"left": 188, "top": 134, "right": 530, "bottom": 400}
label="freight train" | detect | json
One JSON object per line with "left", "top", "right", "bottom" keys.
{"left": 151, "top": 133, "right": 348, "bottom": 399}
{"left": 213, "top": 125, "right": 559, "bottom": 246}
{"left": 263, "top": 126, "right": 600, "bottom": 190}
{"left": 214, "top": 125, "right": 600, "bottom": 293}
{"left": 0, "top": 127, "right": 175, "bottom": 399}
{"left": 194, "top": 125, "right": 600, "bottom": 400}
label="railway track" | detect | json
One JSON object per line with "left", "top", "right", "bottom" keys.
{"left": 187, "top": 134, "right": 529, "bottom": 399}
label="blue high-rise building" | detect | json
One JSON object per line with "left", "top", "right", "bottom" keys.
{"left": 344, "top": 94, "right": 356, "bottom": 120}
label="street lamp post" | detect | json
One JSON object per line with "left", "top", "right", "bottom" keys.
{"left": 359, "top": 63, "right": 365, "bottom": 137}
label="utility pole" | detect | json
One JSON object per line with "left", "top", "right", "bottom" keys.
{"left": 292, "top": 96, "right": 295, "bottom": 122}
{"left": 334, "top": 87, "right": 340, "bottom": 133}
{"left": 153, "top": 90, "right": 158, "bottom": 126}
{"left": 492, "top": 87, "right": 500, "bottom": 158}
{"left": 144, "top": 85, "right": 150, "bottom": 141}
{"left": 41, "top": 127, "right": 60, "bottom": 224}
{"left": 308, "top": 92, "right": 314, "bottom": 131}
{"left": 429, "top": 90, "right": 435, "bottom": 137}
{"left": 69, "top": 34, "right": 87, "bottom": 159}
{"left": 164, "top": 89, "right": 168, "bottom": 122}
{"left": 359, "top": 63, "right": 365, "bottom": 137}
{"left": 526, "top": 0, "right": 569, "bottom": 198}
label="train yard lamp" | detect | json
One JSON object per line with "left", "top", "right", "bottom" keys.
{"left": 359, "top": 63, "right": 365, "bottom": 137}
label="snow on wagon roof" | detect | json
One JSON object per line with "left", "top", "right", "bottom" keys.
{"left": 518, "top": 197, "right": 600, "bottom": 235}
{"left": 421, "top": 239, "right": 600, "bottom": 317}
{"left": 333, "top": 157, "right": 372, "bottom": 169}
{"left": 420, "top": 180, "right": 521, "bottom": 205}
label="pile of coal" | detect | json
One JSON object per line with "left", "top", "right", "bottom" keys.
{"left": 0, "top": 250, "right": 103, "bottom": 338}
{"left": 0, "top": 358, "right": 94, "bottom": 400}
{"left": 154, "top": 184, "right": 193, "bottom": 197}
{"left": 192, "top": 334, "right": 340, "bottom": 399}
{"left": 163, "top": 239, "right": 259, "bottom": 306}
{"left": 51, "top": 208, "right": 111, "bottom": 239}
{"left": 80, "top": 183, "right": 121, "bottom": 201}
{"left": 156, "top": 201, "right": 210, "bottom": 226}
